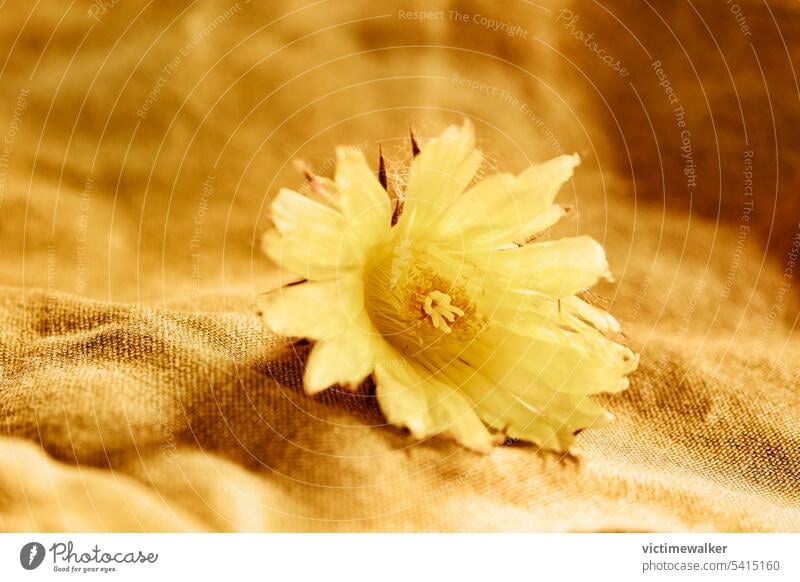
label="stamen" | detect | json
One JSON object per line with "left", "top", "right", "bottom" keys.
{"left": 422, "top": 290, "right": 464, "bottom": 333}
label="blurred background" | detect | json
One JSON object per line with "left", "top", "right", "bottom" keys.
{"left": 0, "top": 0, "right": 797, "bottom": 335}
{"left": 0, "top": 0, "right": 798, "bottom": 532}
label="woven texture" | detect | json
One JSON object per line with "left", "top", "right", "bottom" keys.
{"left": 1, "top": 0, "right": 799, "bottom": 531}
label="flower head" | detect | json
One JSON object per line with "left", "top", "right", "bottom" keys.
{"left": 260, "top": 120, "right": 639, "bottom": 452}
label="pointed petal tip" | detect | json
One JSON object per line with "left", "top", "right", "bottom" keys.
{"left": 459, "top": 117, "right": 475, "bottom": 137}
{"left": 334, "top": 145, "right": 351, "bottom": 161}
{"left": 441, "top": 118, "right": 476, "bottom": 148}
{"left": 304, "top": 381, "right": 330, "bottom": 396}
{"left": 466, "top": 437, "right": 496, "bottom": 454}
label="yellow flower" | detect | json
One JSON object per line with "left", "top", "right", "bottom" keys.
{"left": 260, "top": 120, "right": 639, "bottom": 453}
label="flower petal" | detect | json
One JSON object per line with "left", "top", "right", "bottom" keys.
{"left": 515, "top": 153, "right": 580, "bottom": 213}
{"left": 271, "top": 187, "right": 344, "bottom": 236}
{"left": 262, "top": 229, "right": 344, "bottom": 280}
{"left": 304, "top": 326, "right": 377, "bottom": 393}
{"left": 259, "top": 280, "right": 351, "bottom": 339}
{"left": 470, "top": 236, "right": 611, "bottom": 298}
{"left": 265, "top": 189, "right": 362, "bottom": 278}
{"left": 463, "top": 326, "right": 637, "bottom": 396}
{"left": 401, "top": 120, "right": 482, "bottom": 237}
{"left": 442, "top": 357, "right": 610, "bottom": 451}
{"left": 335, "top": 146, "right": 392, "bottom": 244}
{"left": 436, "top": 154, "right": 579, "bottom": 249}
{"left": 560, "top": 295, "right": 621, "bottom": 334}
{"left": 514, "top": 204, "right": 571, "bottom": 244}
{"left": 443, "top": 359, "right": 567, "bottom": 450}
{"left": 374, "top": 347, "right": 494, "bottom": 452}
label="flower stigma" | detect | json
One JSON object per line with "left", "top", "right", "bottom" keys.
{"left": 422, "top": 290, "right": 464, "bottom": 333}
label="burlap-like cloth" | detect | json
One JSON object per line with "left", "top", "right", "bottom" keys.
{"left": 0, "top": 0, "right": 798, "bottom": 531}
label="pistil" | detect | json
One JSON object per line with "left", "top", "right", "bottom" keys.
{"left": 422, "top": 290, "right": 465, "bottom": 333}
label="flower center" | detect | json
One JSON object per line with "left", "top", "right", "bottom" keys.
{"left": 363, "top": 241, "right": 482, "bottom": 354}
{"left": 421, "top": 290, "right": 464, "bottom": 333}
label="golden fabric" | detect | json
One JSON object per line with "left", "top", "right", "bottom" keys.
{"left": 0, "top": 0, "right": 798, "bottom": 532}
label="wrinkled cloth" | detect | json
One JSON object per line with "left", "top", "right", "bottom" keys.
{"left": 0, "top": 0, "right": 798, "bottom": 532}
{"left": 1, "top": 287, "right": 799, "bottom": 532}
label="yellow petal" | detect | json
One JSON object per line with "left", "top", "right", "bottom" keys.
{"left": 443, "top": 356, "right": 609, "bottom": 451}
{"left": 560, "top": 295, "right": 621, "bottom": 334}
{"left": 258, "top": 280, "right": 349, "bottom": 339}
{"left": 434, "top": 172, "right": 515, "bottom": 248}
{"left": 271, "top": 187, "right": 345, "bottom": 236}
{"left": 265, "top": 189, "right": 362, "bottom": 277}
{"left": 515, "top": 153, "right": 580, "bottom": 209}
{"left": 334, "top": 146, "right": 392, "bottom": 245}
{"left": 511, "top": 153, "right": 580, "bottom": 241}
{"left": 474, "top": 290, "right": 567, "bottom": 343}
{"left": 374, "top": 347, "right": 494, "bottom": 452}
{"left": 513, "top": 204, "right": 570, "bottom": 244}
{"left": 436, "top": 154, "right": 579, "bottom": 249}
{"left": 443, "top": 359, "right": 566, "bottom": 450}
{"left": 401, "top": 120, "right": 481, "bottom": 237}
{"left": 374, "top": 359, "right": 432, "bottom": 438}
{"left": 262, "top": 229, "right": 348, "bottom": 280}
{"left": 304, "top": 326, "right": 377, "bottom": 393}
{"left": 463, "top": 326, "right": 637, "bottom": 397}
{"left": 471, "top": 236, "right": 611, "bottom": 298}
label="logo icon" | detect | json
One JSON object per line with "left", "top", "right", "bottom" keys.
{"left": 20, "top": 542, "right": 46, "bottom": 570}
